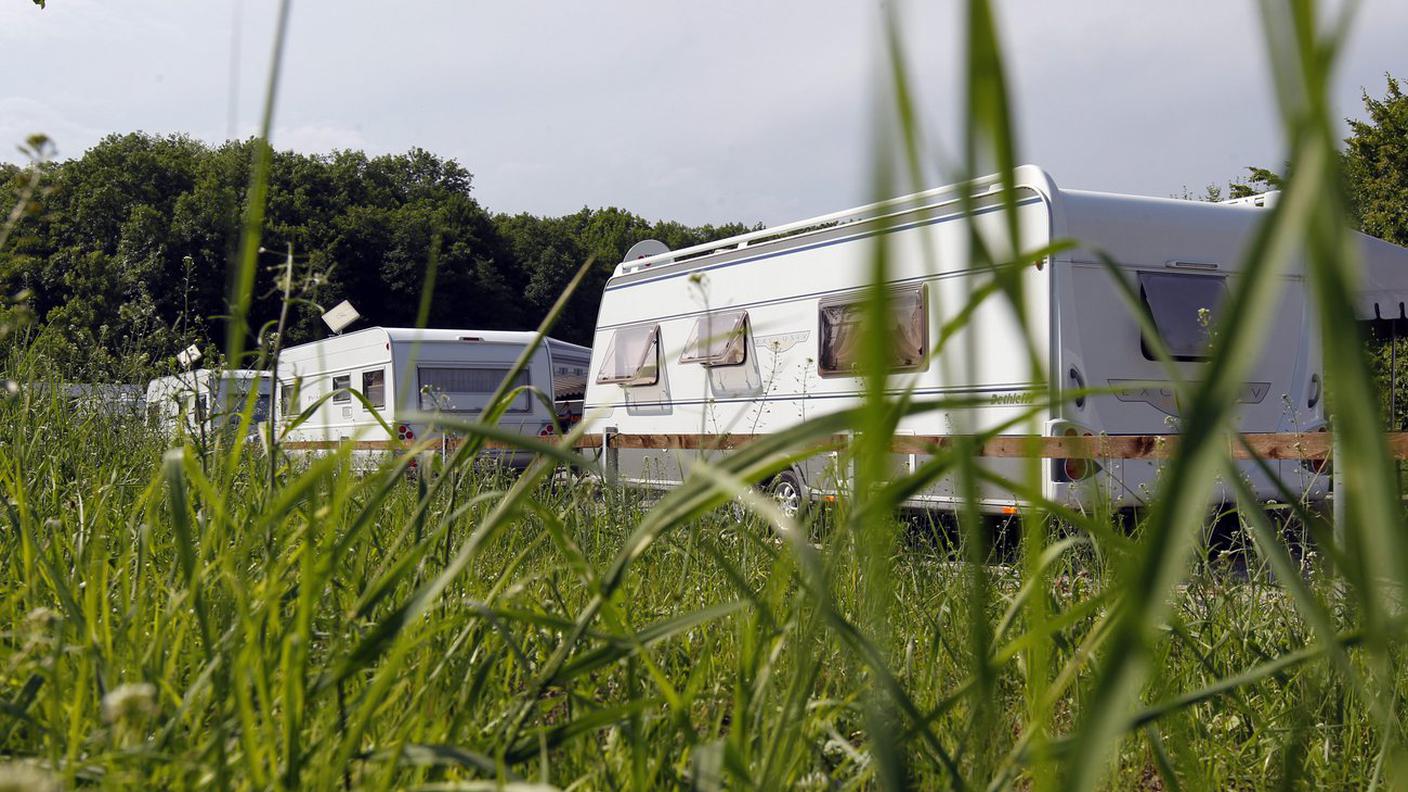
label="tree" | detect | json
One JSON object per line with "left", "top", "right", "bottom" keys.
{"left": 1345, "top": 75, "right": 1408, "bottom": 246}
{"left": 1226, "top": 167, "right": 1285, "bottom": 199}
{"left": 0, "top": 132, "right": 754, "bottom": 377}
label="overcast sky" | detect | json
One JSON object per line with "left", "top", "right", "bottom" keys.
{"left": 2, "top": 1, "right": 1405, "bottom": 226}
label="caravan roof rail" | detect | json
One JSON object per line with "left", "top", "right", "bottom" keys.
{"left": 614, "top": 169, "right": 1045, "bottom": 277}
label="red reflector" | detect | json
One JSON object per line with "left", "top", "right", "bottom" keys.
{"left": 1063, "top": 457, "right": 1089, "bottom": 481}
{"left": 1055, "top": 427, "right": 1096, "bottom": 482}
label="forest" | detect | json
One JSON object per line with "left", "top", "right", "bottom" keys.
{"left": 0, "top": 134, "right": 754, "bottom": 380}
{"left": 0, "top": 76, "right": 1404, "bottom": 386}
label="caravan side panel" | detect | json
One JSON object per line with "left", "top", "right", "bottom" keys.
{"left": 584, "top": 189, "right": 1054, "bottom": 512}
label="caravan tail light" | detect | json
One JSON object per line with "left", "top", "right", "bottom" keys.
{"left": 538, "top": 422, "right": 556, "bottom": 438}
{"left": 397, "top": 423, "right": 415, "bottom": 441}
{"left": 1053, "top": 426, "right": 1100, "bottom": 482}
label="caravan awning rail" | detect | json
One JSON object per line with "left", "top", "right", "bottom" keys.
{"left": 615, "top": 169, "right": 1047, "bottom": 277}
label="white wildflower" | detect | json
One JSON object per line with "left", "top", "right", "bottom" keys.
{"left": 0, "top": 761, "right": 60, "bottom": 792}
{"left": 24, "top": 607, "right": 59, "bottom": 630}
{"left": 101, "top": 682, "right": 157, "bottom": 724}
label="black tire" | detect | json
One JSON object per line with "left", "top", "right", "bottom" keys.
{"left": 768, "top": 469, "right": 807, "bottom": 520}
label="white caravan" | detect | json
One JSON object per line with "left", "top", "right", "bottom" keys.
{"left": 276, "top": 327, "right": 591, "bottom": 467}
{"left": 145, "top": 370, "right": 272, "bottom": 440}
{"left": 582, "top": 165, "right": 1408, "bottom": 514}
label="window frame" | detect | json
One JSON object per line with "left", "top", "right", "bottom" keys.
{"left": 817, "top": 283, "right": 929, "bottom": 378}
{"left": 679, "top": 309, "right": 750, "bottom": 368}
{"left": 595, "top": 323, "right": 661, "bottom": 386}
{"left": 280, "top": 380, "right": 301, "bottom": 417}
{"left": 1137, "top": 271, "right": 1228, "bottom": 362}
{"left": 362, "top": 368, "right": 386, "bottom": 409}
{"left": 331, "top": 374, "right": 351, "bottom": 403}
{"left": 417, "top": 366, "right": 532, "bottom": 414}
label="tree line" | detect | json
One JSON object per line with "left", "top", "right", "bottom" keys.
{"left": 1, "top": 76, "right": 1404, "bottom": 385}
{"left": 0, "top": 134, "right": 754, "bottom": 380}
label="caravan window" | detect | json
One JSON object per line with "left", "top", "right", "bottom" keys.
{"left": 418, "top": 367, "right": 531, "bottom": 413}
{"left": 362, "top": 369, "right": 385, "bottom": 409}
{"left": 552, "top": 358, "right": 590, "bottom": 401}
{"left": 250, "top": 393, "right": 271, "bottom": 423}
{"left": 680, "top": 310, "right": 749, "bottom": 367}
{"left": 332, "top": 374, "right": 351, "bottom": 403}
{"left": 818, "top": 285, "right": 928, "bottom": 377}
{"left": 595, "top": 324, "right": 660, "bottom": 386}
{"left": 1138, "top": 272, "right": 1227, "bottom": 360}
{"left": 280, "top": 381, "right": 300, "bottom": 416}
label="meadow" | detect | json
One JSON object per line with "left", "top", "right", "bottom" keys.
{"left": 5, "top": 1, "right": 1408, "bottom": 790}
{"left": 0, "top": 378, "right": 1392, "bottom": 790}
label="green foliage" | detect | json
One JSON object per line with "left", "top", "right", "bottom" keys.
{"left": 3, "top": 2, "right": 1408, "bottom": 791}
{"left": 1226, "top": 167, "right": 1286, "bottom": 199}
{"left": 0, "top": 134, "right": 752, "bottom": 379}
{"left": 1346, "top": 75, "right": 1408, "bottom": 246}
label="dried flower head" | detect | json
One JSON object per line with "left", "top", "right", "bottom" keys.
{"left": 101, "top": 682, "right": 157, "bottom": 724}
{"left": 0, "top": 761, "right": 60, "bottom": 792}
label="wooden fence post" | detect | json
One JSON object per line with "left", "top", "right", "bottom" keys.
{"left": 604, "top": 426, "right": 619, "bottom": 487}
{"left": 1332, "top": 428, "right": 1346, "bottom": 573}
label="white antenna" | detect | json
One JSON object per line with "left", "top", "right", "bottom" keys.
{"left": 622, "top": 239, "right": 672, "bottom": 267}
{"left": 322, "top": 300, "right": 362, "bottom": 335}
{"left": 176, "top": 344, "right": 203, "bottom": 370}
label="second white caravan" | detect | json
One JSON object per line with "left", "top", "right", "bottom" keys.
{"left": 277, "top": 327, "right": 591, "bottom": 466}
{"left": 146, "top": 369, "right": 272, "bottom": 441}
{"left": 582, "top": 165, "right": 1408, "bottom": 515}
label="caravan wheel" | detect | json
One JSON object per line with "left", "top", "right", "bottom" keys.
{"left": 768, "top": 470, "right": 806, "bottom": 519}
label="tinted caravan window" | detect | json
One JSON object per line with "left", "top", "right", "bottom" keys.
{"left": 1138, "top": 271, "right": 1228, "bottom": 360}
{"left": 680, "top": 310, "right": 749, "bottom": 367}
{"left": 362, "top": 369, "right": 385, "bottom": 409}
{"left": 418, "top": 367, "right": 530, "bottom": 413}
{"left": 280, "top": 381, "right": 300, "bottom": 416}
{"left": 595, "top": 324, "right": 660, "bottom": 386}
{"left": 818, "top": 285, "right": 927, "bottom": 377}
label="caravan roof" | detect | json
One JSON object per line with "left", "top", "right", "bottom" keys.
{"left": 296, "top": 326, "right": 589, "bottom": 351}
{"left": 323, "top": 326, "right": 572, "bottom": 346}
{"left": 609, "top": 164, "right": 1408, "bottom": 321}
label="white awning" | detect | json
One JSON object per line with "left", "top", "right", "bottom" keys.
{"left": 1354, "top": 232, "right": 1408, "bottom": 321}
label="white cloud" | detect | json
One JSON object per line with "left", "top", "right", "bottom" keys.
{"left": 2, "top": 0, "right": 1405, "bottom": 224}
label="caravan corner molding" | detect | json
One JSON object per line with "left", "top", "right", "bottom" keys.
{"left": 582, "top": 164, "right": 1408, "bottom": 514}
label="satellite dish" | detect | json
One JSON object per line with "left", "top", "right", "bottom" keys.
{"left": 176, "top": 344, "right": 203, "bottom": 370}
{"left": 322, "top": 300, "right": 362, "bottom": 335}
{"left": 623, "top": 239, "right": 671, "bottom": 265}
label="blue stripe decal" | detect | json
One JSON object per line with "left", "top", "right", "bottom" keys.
{"left": 604, "top": 197, "right": 1043, "bottom": 293}
{"left": 584, "top": 383, "right": 1041, "bottom": 410}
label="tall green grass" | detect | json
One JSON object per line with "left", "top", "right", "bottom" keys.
{"left": 3, "top": 0, "right": 1406, "bottom": 789}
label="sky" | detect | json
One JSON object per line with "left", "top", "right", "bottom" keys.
{"left": 1, "top": 1, "right": 1405, "bottom": 227}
